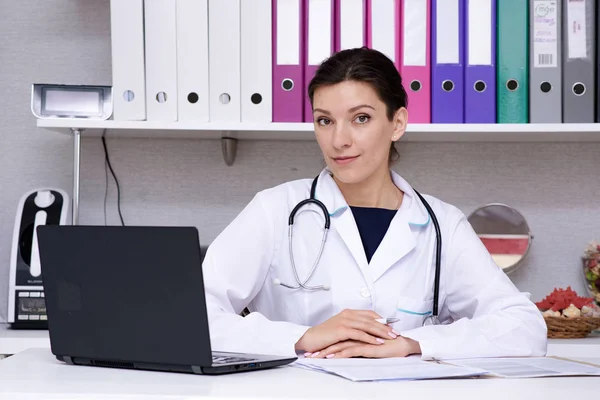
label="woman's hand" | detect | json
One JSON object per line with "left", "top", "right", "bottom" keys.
{"left": 295, "top": 309, "right": 399, "bottom": 353}
{"left": 306, "top": 336, "right": 421, "bottom": 359}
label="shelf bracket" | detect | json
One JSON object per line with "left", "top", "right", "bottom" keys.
{"left": 70, "top": 128, "right": 83, "bottom": 225}
{"left": 221, "top": 134, "right": 238, "bottom": 166}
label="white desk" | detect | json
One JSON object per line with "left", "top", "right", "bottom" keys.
{"left": 1, "top": 322, "right": 600, "bottom": 358}
{"left": 0, "top": 324, "right": 49, "bottom": 356}
{"left": 0, "top": 349, "right": 599, "bottom": 400}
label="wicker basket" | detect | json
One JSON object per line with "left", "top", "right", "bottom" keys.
{"left": 544, "top": 316, "right": 600, "bottom": 339}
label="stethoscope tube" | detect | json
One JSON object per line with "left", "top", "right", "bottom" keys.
{"left": 414, "top": 190, "right": 442, "bottom": 323}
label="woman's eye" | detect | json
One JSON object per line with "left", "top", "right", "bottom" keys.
{"left": 317, "top": 117, "right": 331, "bottom": 126}
{"left": 354, "top": 115, "right": 370, "bottom": 124}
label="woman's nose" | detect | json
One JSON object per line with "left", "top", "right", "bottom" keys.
{"left": 331, "top": 124, "right": 351, "bottom": 149}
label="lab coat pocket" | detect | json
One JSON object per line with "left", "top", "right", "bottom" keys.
{"left": 394, "top": 296, "right": 434, "bottom": 332}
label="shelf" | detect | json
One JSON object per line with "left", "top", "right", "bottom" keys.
{"left": 37, "top": 119, "right": 600, "bottom": 142}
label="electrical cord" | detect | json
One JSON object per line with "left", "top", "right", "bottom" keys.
{"left": 101, "top": 133, "right": 125, "bottom": 226}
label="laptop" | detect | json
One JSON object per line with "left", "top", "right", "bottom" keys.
{"left": 36, "top": 225, "right": 297, "bottom": 375}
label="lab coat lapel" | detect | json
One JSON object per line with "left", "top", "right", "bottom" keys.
{"left": 367, "top": 209, "right": 416, "bottom": 282}
{"left": 367, "top": 172, "right": 431, "bottom": 282}
{"left": 313, "top": 169, "right": 431, "bottom": 281}
{"left": 315, "top": 171, "right": 369, "bottom": 272}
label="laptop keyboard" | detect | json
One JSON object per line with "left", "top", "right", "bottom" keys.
{"left": 212, "top": 355, "right": 257, "bottom": 365}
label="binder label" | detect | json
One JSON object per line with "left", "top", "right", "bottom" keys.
{"left": 403, "top": 0, "right": 428, "bottom": 67}
{"left": 533, "top": 0, "right": 558, "bottom": 67}
{"left": 567, "top": 0, "right": 588, "bottom": 59}
{"left": 371, "top": 0, "right": 397, "bottom": 62}
{"left": 467, "top": 0, "right": 492, "bottom": 66}
{"left": 436, "top": 0, "right": 460, "bottom": 64}
{"left": 308, "top": 0, "right": 333, "bottom": 65}
{"left": 277, "top": 0, "right": 301, "bottom": 65}
{"left": 340, "top": 0, "right": 364, "bottom": 50}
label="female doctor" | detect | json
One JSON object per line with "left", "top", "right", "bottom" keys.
{"left": 201, "top": 47, "right": 547, "bottom": 360}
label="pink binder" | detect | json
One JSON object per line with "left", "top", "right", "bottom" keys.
{"left": 272, "top": 0, "right": 305, "bottom": 122}
{"left": 304, "top": 0, "right": 335, "bottom": 122}
{"left": 366, "top": 0, "right": 402, "bottom": 71}
{"left": 399, "top": 0, "right": 431, "bottom": 123}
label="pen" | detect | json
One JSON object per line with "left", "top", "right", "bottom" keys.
{"left": 375, "top": 318, "right": 399, "bottom": 324}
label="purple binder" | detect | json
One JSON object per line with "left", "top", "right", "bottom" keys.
{"left": 431, "top": 0, "right": 465, "bottom": 123}
{"left": 465, "top": 0, "right": 496, "bottom": 123}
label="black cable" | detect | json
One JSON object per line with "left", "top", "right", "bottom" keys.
{"left": 104, "top": 157, "right": 108, "bottom": 225}
{"left": 101, "top": 135, "right": 125, "bottom": 226}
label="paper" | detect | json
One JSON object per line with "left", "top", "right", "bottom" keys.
{"left": 293, "top": 356, "right": 487, "bottom": 382}
{"left": 448, "top": 357, "right": 600, "bottom": 378}
{"left": 533, "top": 0, "right": 559, "bottom": 67}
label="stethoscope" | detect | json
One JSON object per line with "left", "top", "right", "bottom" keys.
{"left": 273, "top": 175, "right": 442, "bottom": 326}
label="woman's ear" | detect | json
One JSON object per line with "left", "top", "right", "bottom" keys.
{"left": 391, "top": 107, "right": 408, "bottom": 142}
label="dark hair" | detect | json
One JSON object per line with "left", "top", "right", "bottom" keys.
{"left": 308, "top": 47, "right": 408, "bottom": 164}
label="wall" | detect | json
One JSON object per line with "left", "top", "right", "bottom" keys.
{"left": 0, "top": 0, "right": 598, "bottom": 322}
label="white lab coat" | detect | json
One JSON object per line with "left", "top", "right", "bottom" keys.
{"left": 202, "top": 168, "right": 547, "bottom": 360}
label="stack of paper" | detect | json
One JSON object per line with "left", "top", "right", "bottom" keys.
{"left": 292, "top": 356, "right": 487, "bottom": 382}
{"left": 447, "top": 357, "right": 600, "bottom": 379}
{"left": 293, "top": 356, "right": 600, "bottom": 382}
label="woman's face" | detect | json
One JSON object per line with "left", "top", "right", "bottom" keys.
{"left": 312, "top": 80, "right": 407, "bottom": 185}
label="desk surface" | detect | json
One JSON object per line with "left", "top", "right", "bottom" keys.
{"left": 2, "top": 323, "right": 600, "bottom": 357}
{"left": 0, "top": 348, "right": 599, "bottom": 400}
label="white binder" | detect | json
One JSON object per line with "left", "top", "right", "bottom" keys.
{"left": 110, "top": 0, "right": 146, "bottom": 121}
{"left": 176, "top": 0, "right": 209, "bottom": 121}
{"left": 144, "top": 0, "right": 178, "bottom": 121}
{"left": 209, "top": 0, "right": 241, "bottom": 122}
{"left": 241, "top": 0, "right": 272, "bottom": 122}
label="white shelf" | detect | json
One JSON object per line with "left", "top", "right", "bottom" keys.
{"left": 0, "top": 324, "right": 50, "bottom": 356}
{"left": 37, "top": 119, "right": 600, "bottom": 142}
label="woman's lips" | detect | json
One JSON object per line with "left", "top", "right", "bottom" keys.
{"left": 333, "top": 155, "right": 359, "bottom": 165}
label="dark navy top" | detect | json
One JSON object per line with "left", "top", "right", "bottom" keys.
{"left": 350, "top": 206, "right": 397, "bottom": 263}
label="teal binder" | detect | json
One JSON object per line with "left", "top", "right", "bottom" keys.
{"left": 497, "top": 0, "right": 529, "bottom": 123}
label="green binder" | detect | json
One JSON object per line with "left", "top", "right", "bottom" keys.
{"left": 497, "top": 0, "right": 529, "bottom": 123}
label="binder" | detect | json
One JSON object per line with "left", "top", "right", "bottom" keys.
{"left": 497, "top": 0, "right": 529, "bottom": 123}
{"left": 399, "top": 0, "right": 431, "bottom": 123}
{"left": 110, "top": 0, "right": 146, "bottom": 121}
{"left": 530, "top": 0, "right": 562, "bottom": 123}
{"left": 464, "top": 0, "right": 496, "bottom": 123}
{"left": 563, "top": 0, "right": 595, "bottom": 123}
{"left": 431, "top": 0, "right": 464, "bottom": 123}
{"left": 144, "top": 0, "right": 178, "bottom": 121}
{"left": 208, "top": 0, "right": 241, "bottom": 122}
{"left": 336, "top": 0, "right": 367, "bottom": 52}
{"left": 241, "top": 0, "right": 273, "bottom": 122}
{"left": 367, "top": 0, "right": 401, "bottom": 69}
{"left": 304, "top": 0, "right": 335, "bottom": 122}
{"left": 272, "top": 0, "right": 304, "bottom": 122}
{"left": 176, "top": 0, "right": 209, "bottom": 122}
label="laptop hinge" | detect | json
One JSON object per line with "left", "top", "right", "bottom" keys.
{"left": 63, "top": 356, "right": 74, "bottom": 365}
{"left": 191, "top": 365, "right": 203, "bottom": 374}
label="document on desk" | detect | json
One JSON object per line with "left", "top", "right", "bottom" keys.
{"left": 447, "top": 357, "right": 600, "bottom": 378}
{"left": 293, "top": 356, "right": 487, "bottom": 382}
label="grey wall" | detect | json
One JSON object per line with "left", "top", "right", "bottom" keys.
{"left": 1, "top": 0, "right": 597, "bottom": 322}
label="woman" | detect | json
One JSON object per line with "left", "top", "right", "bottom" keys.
{"left": 201, "top": 47, "right": 547, "bottom": 360}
